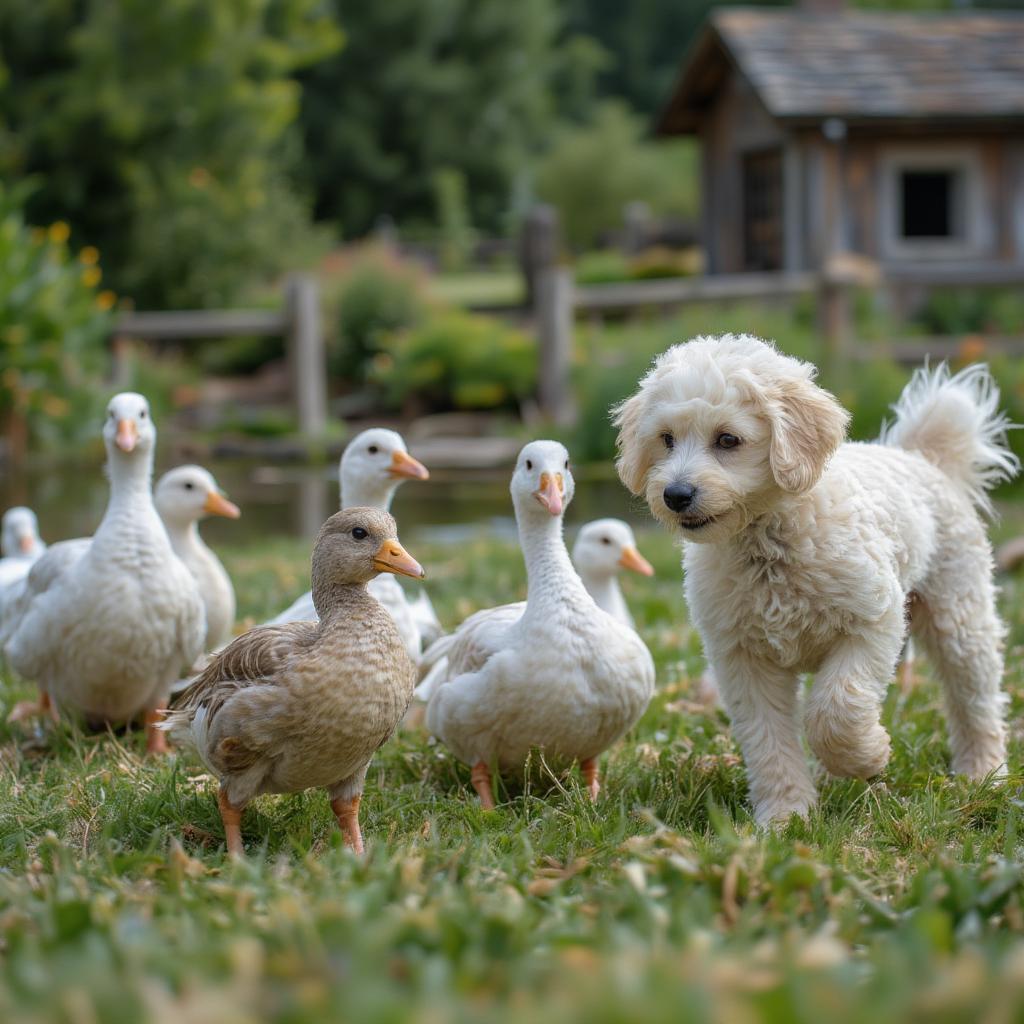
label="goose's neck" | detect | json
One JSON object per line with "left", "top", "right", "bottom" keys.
{"left": 163, "top": 518, "right": 205, "bottom": 560}
{"left": 518, "top": 508, "right": 588, "bottom": 608}
{"left": 578, "top": 568, "right": 623, "bottom": 616}
{"left": 312, "top": 580, "right": 373, "bottom": 622}
{"left": 340, "top": 472, "right": 398, "bottom": 512}
{"left": 103, "top": 446, "right": 155, "bottom": 518}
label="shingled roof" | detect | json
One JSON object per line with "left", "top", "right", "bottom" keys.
{"left": 658, "top": 9, "right": 1024, "bottom": 133}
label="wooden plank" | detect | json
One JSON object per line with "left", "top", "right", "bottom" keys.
{"left": 574, "top": 271, "right": 816, "bottom": 311}
{"left": 536, "top": 266, "right": 575, "bottom": 426}
{"left": 883, "top": 264, "right": 1024, "bottom": 285}
{"left": 114, "top": 309, "right": 287, "bottom": 340}
{"left": 285, "top": 274, "right": 327, "bottom": 437}
{"left": 856, "top": 336, "right": 1024, "bottom": 365}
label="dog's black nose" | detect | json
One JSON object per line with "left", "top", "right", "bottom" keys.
{"left": 663, "top": 481, "right": 697, "bottom": 512}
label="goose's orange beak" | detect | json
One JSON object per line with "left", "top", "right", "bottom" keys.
{"left": 203, "top": 491, "right": 241, "bottom": 519}
{"left": 18, "top": 535, "right": 34, "bottom": 554}
{"left": 115, "top": 418, "right": 138, "bottom": 452}
{"left": 618, "top": 545, "right": 654, "bottom": 577}
{"left": 389, "top": 450, "right": 429, "bottom": 481}
{"left": 373, "top": 538, "right": 425, "bottom": 580}
{"left": 534, "top": 472, "right": 564, "bottom": 516}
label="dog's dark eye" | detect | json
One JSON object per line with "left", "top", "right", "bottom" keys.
{"left": 368, "top": 445, "right": 378, "bottom": 454}
{"left": 660, "top": 432, "right": 675, "bottom": 450}
{"left": 716, "top": 433, "right": 741, "bottom": 450}
{"left": 352, "top": 527, "right": 368, "bottom": 540}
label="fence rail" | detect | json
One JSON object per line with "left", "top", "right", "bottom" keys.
{"left": 111, "top": 274, "right": 326, "bottom": 436}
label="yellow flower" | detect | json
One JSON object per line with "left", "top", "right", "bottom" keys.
{"left": 79, "top": 245, "right": 100, "bottom": 266}
{"left": 48, "top": 221, "right": 71, "bottom": 244}
{"left": 42, "top": 394, "right": 70, "bottom": 418}
{"left": 81, "top": 266, "right": 102, "bottom": 288}
{"left": 96, "top": 290, "right": 117, "bottom": 311}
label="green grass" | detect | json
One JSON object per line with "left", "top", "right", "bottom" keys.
{"left": 427, "top": 269, "right": 524, "bottom": 308}
{"left": 3, "top": 522, "right": 1024, "bottom": 1023}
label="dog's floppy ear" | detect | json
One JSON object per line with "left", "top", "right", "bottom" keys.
{"left": 612, "top": 389, "right": 652, "bottom": 496}
{"left": 765, "top": 376, "right": 849, "bottom": 493}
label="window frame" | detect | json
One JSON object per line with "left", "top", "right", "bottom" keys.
{"left": 878, "top": 147, "right": 984, "bottom": 261}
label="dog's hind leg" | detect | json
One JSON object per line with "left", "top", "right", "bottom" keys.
{"left": 804, "top": 615, "right": 903, "bottom": 781}
{"left": 712, "top": 650, "right": 815, "bottom": 827}
{"left": 911, "top": 564, "right": 1008, "bottom": 780}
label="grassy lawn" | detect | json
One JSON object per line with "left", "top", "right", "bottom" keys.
{"left": 2, "top": 520, "right": 1024, "bottom": 1023}
{"left": 426, "top": 269, "right": 524, "bottom": 308}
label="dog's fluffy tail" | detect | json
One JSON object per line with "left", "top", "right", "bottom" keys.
{"left": 880, "top": 362, "right": 1019, "bottom": 516}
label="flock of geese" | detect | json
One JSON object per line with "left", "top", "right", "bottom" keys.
{"left": 0, "top": 392, "right": 660, "bottom": 854}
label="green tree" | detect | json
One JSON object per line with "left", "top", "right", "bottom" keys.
{"left": 0, "top": 0, "right": 342, "bottom": 309}
{"left": 534, "top": 101, "right": 697, "bottom": 251}
{"left": 297, "top": 0, "right": 601, "bottom": 238}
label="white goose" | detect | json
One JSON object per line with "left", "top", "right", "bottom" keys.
{"left": 266, "top": 428, "right": 437, "bottom": 660}
{"left": 0, "top": 507, "right": 46, "bottom": 589}
{"left": 424, "top": 441, "right": 655, "bottom": 808}
{"left": 4, "top": 393, "right": 205, "bottom": 750}
{"left": 154, "top": 465, "right": 240, "bottom": 652}
{"left": 415, "top": 517, "right": 654, "bottom": 702}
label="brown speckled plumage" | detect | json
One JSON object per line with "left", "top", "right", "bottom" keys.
{"left": 166, "top": 508, "right": 419, "bottom": 851}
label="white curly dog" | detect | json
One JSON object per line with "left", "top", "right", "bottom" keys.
{"left": 614, "top": 334, "right": 1018, "bottom": 826}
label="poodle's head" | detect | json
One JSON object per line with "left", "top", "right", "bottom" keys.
{"left": 613, "top": 335, "right": 849, "bottom": 543}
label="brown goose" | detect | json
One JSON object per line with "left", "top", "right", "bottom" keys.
{"left": 163, "top": 507, "right": 424, "bottom": 856}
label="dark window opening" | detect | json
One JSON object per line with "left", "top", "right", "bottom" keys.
{"left": 900, "top": 169, "right": 962, "bottom": 239}
{"left": 743, "top": 149, "right": 783, "bottom": 271}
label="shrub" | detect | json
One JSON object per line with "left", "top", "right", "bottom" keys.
{"left": 372, "top": 310, "right": 535, "bottom": 414}
{"left": 917, "top": 288, "right": 1024, "bottom": 337}
{"left": 332, "top": 253, "right": 427, "bottom": 380}
{"left": 0, "top": 183, "right": 112, "bottom": 452}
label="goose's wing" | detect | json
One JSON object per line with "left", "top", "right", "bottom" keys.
{"left": 415, "top": 601, "right": 524, "bottom": 703}
{"left": 1, "top": 538, "right": 90, "bottom": 653}
{"left": 170, "top": 622, "right": 319, "bottom": 719}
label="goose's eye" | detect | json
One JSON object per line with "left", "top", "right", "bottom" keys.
{"left": 716, "top": 433, "right": 741, "bottom": 450}
{"left": 368, "top": 445, "right": 379, "bottom": 454}
{"left": 601, "top": 537, "right": 611, "bottom": 545}
{"left": 525, "top": 459, "right": 533, "bottom": 471}
{"left": 564, "top": 459, "right": 569, "bottom": 470}
{"left": 184, "top": 482, "right": 194, "bottom": 491}
{"left": 661, "top": 432, "right": 674, "bottom": 450}
{"left": 352, "top": 527, "right": 368, "bottom": 540}
{"left": 139, "top": 409, "right": 147, "bottom": 419}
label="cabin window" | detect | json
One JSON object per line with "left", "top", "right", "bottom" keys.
{"left": 742, "top": 148, "right": 783, "bottom": 271}
{"left": 899, "top": 168, "right": 964, "bottom": 241}
{"left": 879, "top": 148, "right": 981, "bottom": 260}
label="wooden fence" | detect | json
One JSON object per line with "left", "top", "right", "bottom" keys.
{"left": 112, "top": 274, "right": 327, "bottom": 436}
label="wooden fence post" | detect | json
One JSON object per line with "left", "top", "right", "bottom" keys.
{"left": 536, "top": 265, "right": 575, "bottom": 426}
{"left": 285, "top": 273, "right": 328, "bottom": 437}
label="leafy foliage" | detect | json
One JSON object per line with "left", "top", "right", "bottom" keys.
{"left": 0, "top": 0, "right": 340, "bottom": 308}
{"left": 373, "top": 309, "right": 536, "bottom": 414}
{"left": 534, "top": 102, "right": 698, "bottom": 250}
{"left": 331, "top": 249, "right": 427, "bottom": 379}
{"left": 297, "top": 0, "right": 599, "bottom": 237}
{"left": 0, "top": 183, "right": 111, "bottom": 448}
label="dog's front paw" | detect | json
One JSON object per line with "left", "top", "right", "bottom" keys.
{"left": 809, "top": 721, "right": 891, "bottom": 780}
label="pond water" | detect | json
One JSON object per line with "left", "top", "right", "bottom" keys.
{"left": 0, "top": 457, "right": 653, "bottom": 550}
{"left": 5, "top": 455, "right": 1023, "bottom": 553}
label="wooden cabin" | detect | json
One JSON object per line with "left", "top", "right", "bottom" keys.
{"left": 657, "top": 2, "right": 1024, "bottom": 281}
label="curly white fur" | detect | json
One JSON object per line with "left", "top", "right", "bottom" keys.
{"left": 615, "top": 335, "right": 1017, "bottom": 826}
